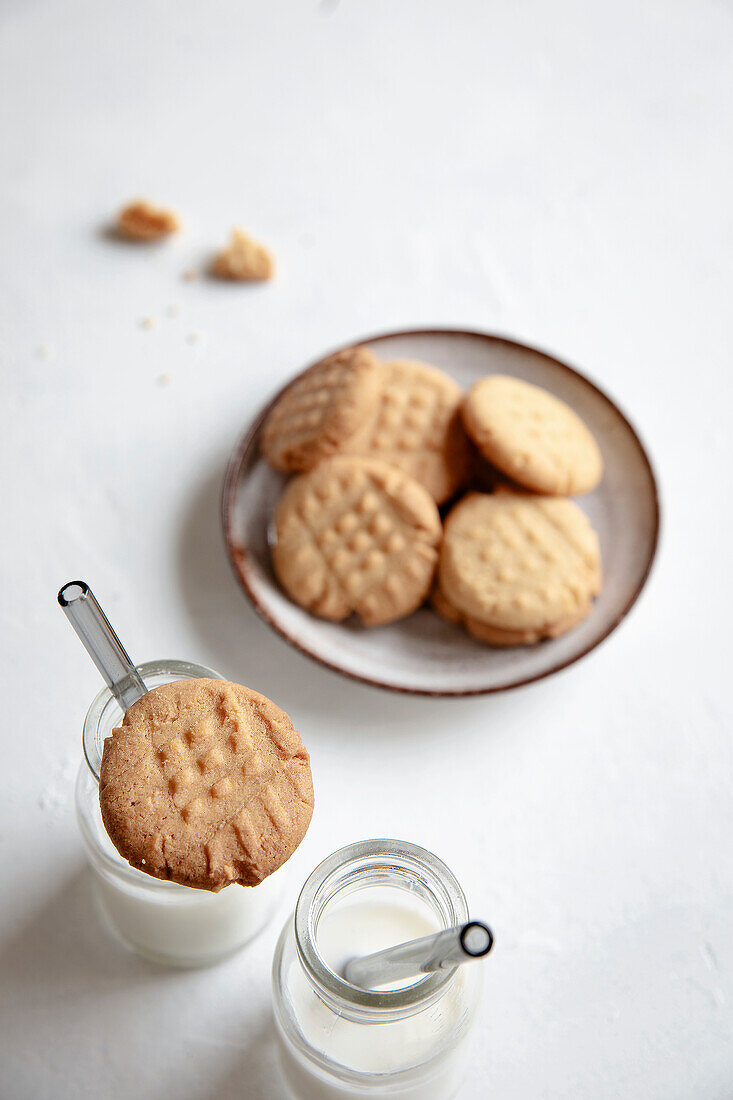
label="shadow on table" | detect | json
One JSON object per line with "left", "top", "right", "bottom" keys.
{"left": 0, "top": 867, "right": 177, "bottom": 1018}
{"left": 176, "top": 461, "right": 555, "bottom": 745}
{"left": 177, "top": 461, "right": 315, "bottom": 702}
{"left": 0, "top": 867, "right": 286, "bottom": 1100}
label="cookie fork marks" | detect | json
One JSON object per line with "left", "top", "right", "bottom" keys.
{"left": 342, "top": 358, "right": 472, "bottom": 503}
{"left": 272, "top": 456, "right": 442, "bottom": 626}
{"left": 99, "top": 678, "right": 313, "bottom": 891}
{"left": 261, "top": 347, "right": 382, "bottom": 473}
{"left": 439, "top": 491, "right": 601, "bottom": 634}
{"left": 461, "top": 375, "right": 602, "bottom": 495}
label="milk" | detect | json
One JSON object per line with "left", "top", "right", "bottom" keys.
{"left": 93, "top": 857, "right": 283, "bottom": 967}
{"left": 274, "top": 886, "right": 479, "bottom": 1098}
{"left": 76, "top": 661, "right": 286, "bottom": 967}
{"left": 277, "top": 1042, "right": 467, "bottom": 1100}
{"left": 318, "top": 888, "right": 441, "bottom": 993}
{"left": 77, "top": 756, "right": 283, "bottom": 967}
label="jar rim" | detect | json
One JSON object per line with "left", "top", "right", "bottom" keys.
{"left": 82, "top": 658, "right": 225, "bottom": 780}
{"left": 294, "top": 838, "right": 469, "bottom": 1017}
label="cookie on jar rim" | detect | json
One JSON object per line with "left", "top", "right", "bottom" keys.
{"left": 271, "top": 455, "right": 442, "bottom": 626}
{"left": 99, "top": 678, "right": 313, "bottom": 892}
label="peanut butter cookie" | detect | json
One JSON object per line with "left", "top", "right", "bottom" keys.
{"left": 272, "top": 456, "right": 442, "bottom": 625}
{"left": 261, "top": 347, "right": 382, "bottom": 473}
{"left": 438, "top": 490, "right": 601, "bottom": 636}
{"left": 461, "top": 375, "right": 602, "bottom": 495}
{"left": 99, "top": 679, "right": 313, "bottom": 892}
{"left": 342, "top": 358, "right": 472, "bottom": 504}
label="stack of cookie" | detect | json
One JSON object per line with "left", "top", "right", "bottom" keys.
{"left": 436, "top": 376, "right": 603, "bottom": 645}
{"left": 259, "top": 346, "right": 604, "bottom": 646}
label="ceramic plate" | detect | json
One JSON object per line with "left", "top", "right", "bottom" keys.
{"left": 222, "top": 330, "right": 659, "bottom": 695}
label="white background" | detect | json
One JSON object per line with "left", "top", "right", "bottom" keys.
{"left": 1, "top": 1, "right": 732, "bottom": 1097}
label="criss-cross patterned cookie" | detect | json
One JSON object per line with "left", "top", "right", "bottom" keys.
{"left": 272, "top": 456, "right": 442, "bottom": 625}
{"left": 461, "top": 375, "right": 603, "bottom": 495}
{"left": 438, "top": 490, "right": 601, "bottom": 637}
{"left": 341, "top": 359, "right": 472, "bottom": 504}
{"left": 261, "top": 347, "right": 382, "bottom": 472}
{"left": 99, "top": 679, "right": 313, "bottom": 892}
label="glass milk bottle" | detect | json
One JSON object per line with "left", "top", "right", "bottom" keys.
{"left": 272, "top": 839, "right": 482, "bottom": 1099}
{"left": 76, "top": 658, "right": 285, "bottom": 967}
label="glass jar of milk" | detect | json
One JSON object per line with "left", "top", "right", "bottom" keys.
{"left": 75, "top": 659, "right": 285, "bottom": 967}
{"left": 272, "top": 839, "right": 482, "bottom": 1099}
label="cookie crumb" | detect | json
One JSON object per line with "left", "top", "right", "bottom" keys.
{"left": 186, "top": 330, "right": 204, "bottom": 346}
{"left": 157, "top": 372, "right": 173, "bottom": 387}
{"left": 211, "top": 227, "right": 274, "bottom": 281}
{"left": 139, "top": 316, "right": 157, "bottom": 330}
{"left": 182, "top": 268, "right": 199, "bottom": 282}
{"left": 165, "top": 304, "right": 181, "bottom": 318}
{"left": 117, "top": 200, "right": 180, "bottom": 241}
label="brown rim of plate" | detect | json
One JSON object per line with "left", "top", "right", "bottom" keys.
{"left": 221, "top": 328, "right": 661, "bottom": 697}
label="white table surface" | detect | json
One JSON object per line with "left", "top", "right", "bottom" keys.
{"left": 2, "top": 1, "right": 732, "bottom": 1097}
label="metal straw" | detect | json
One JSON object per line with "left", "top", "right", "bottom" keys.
{"left": 344, "top": 920, "right": 493, "bottom": 990}
{"left": 58, "top": 581, "right": 147, "bottom": 711}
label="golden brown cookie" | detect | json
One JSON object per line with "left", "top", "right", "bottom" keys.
{"left": 99, "top": 679, "right": 313, "bottom": 892}
{"left": 341, "top": 359, "right": 472, "bottom": 504}
{"left": 261, "top": 347, "right": 382, "bottom": 473}
{"left": 432, "top": 579, "right": 591, "bottom": 645}
{"left": 461, "top": 376, "right": 603, "bottom": 495}
{"left": 211, "top": 227, "right": 274, "bottom": 281}
{"left": 117, "top": 199, "right": 180, "bottom": 241}
{"left": 272, "top": 456, "right": 442, "bottom": 625}
{"left": 439, "top": 491, "right": 601, "bottom": 634}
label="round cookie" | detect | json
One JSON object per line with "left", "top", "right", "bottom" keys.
{"left": 432, "top": 579, "right": 591, "bottom": 645}
{"left": 272, "top": 456, "right": 442, "bottom": 626}
{"left": 99, "top": 679, "right": 313, "bottom": 892}
{"left": 439, "top": 491, "right": 602, "bottom": 633}
{"left": 461, "top": 375, "right": 603, "bottom": 495}
{"left": 261, "top": 346, "right": 382, "bottom": 472}
{"left": 341, "top": 359, "right": 473, "bottom": 504}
